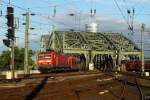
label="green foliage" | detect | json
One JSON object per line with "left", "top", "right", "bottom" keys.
{"left": 0, "top": 50, "right": 10, "bottom": 70}
{"left": 0, "top": 47, "right": 35, "bottom": 70}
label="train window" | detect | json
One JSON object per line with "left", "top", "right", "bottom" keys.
{"left": 45, "top": 54, "right": 51, "bottom": 58}
{"left": 38, "top": 54, "right": 51, "bottom": 58}
{"left": 38, "top": 54, "right": 44, "bottom": 58}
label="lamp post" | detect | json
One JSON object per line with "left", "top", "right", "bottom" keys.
{"left": 22, "top": 10, "right": 35, "bottom": 76}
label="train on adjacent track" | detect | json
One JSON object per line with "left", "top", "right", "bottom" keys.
{"left": 36, "top": 50, "right": 150, "bottom": 73}
{"left": 36, "top": 51, "right": 80, "bottom": 73}
{"left": 125, "top": 60, "right": 150, "bottom": 72}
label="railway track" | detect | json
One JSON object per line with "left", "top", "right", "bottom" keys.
{"left": 95, "top": 71, "right": 150, "bottom": 100}
{"left": 0, "top": 71, "right": 149, "bottom": 100}
{"left": 112, "top": 74, "right": 150, "bottom": 100}
{"left": 0, "top": 71, "right": 103, "bottom": 83}
{"left": 27, "top": 71, "right": 102, "bottom": 79}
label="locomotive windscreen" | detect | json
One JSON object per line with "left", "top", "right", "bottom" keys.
{"left": 38, "top": 53, "right": 51, "bottom": 58}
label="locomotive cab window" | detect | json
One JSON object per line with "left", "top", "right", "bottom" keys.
{"left": 45, "top": 54, "right": 51, "bottom": 58}
{"left": 38, "top": 54, "right": 51, "bottom": 58}
{"left": 38, "top": 54, "right": 44, "bottom": 58}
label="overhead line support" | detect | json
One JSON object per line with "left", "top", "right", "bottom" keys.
{"left": 24, "top": 11, "right": 30, "bottom": 76}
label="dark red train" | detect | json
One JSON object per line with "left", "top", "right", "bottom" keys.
{"left": 125, "top": 60, "right": 150, "bottom": 71}
{"left": 36, "top": 51, "right": 80, "bottom": 73}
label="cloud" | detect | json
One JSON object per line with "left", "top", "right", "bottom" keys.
{"left": 0, "top": 0, "right": 150, "bottom": 54}
{"left": 53, "top": 10, "right": 142, "bottom": 33}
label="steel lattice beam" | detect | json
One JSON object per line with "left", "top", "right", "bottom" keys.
{"left": 41, "top": 31, "right": 141, "bottom": 70}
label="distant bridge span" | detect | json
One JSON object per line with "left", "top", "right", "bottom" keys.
{"left": 40, "top": 31, "right": 141, "bottom": 71}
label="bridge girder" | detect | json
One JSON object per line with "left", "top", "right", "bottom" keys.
{"left": 45, "top": 31, "right": 141, "bottom": 70}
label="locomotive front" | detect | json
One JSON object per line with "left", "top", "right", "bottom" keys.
{"left": 37, "top": 51, "right": 56, "bottom": 73}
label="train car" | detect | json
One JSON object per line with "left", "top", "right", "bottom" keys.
{"left": 125, "top": 60, "right": 140, "bottom": 71}
{"left": 125, "top": 60, "right": 150, "bottom": 71}
{"left": 36, "top": 51, "right": 80, "bottom": 73}
{"left": 145, "top": 61, "right": 150, "bottom": 72}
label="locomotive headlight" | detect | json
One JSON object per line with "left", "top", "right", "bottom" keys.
{"left": 38, "top": 60, "right": 44, "bottom": 63}
{"left": 46, "top": 60, "right": 51, "bottom": 63}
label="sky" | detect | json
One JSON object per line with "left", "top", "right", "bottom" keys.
{"left": 0, "top": 0, "right": 150, "bottom": 57}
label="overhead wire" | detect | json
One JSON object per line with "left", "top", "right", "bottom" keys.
{"left": 2, "top": 0, "right": 150, "bottom": 32}
{"left": 40, "top": 0, "right": 87, "bottom": 31}
{"left": 42, "top": 0, "right": 87, "bottom": 30}
{"left": 134, "top": 0, "right": 149, "bottom": 18}
{"left": 63, "top": 0, "right": 89, "bottom": 31}
{"left": 42, "top": 0, "right": 81, "bottom": 14}
{"left": 2, "top": 0, "right": 28, "bottom": 11}
{"left": 122, "top": 0, "right": 128, "bottom": 11}
{"left": 0, "top": 0, "right": 131, "bottom": 32}
{"left": 122, "top": 0, "right": 130, "bottom": 26}
{"left": 113, "top": 0, "right": 127, "bottom": 21}
{"left": 132, "top": 0, "right": 145, "bottom": 9}
{"left": 113, "top": 0, "right": 136, "bottom": 36}
{"left": 113, "top": 0, "right": 133, "bottom": 31}
{"left": 0, "top": 1, "right": 150, "bottom": 49}
{"left": 1, "top": 0, "right": 77, "bottom": 30}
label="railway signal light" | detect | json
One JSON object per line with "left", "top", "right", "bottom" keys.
{"left": 3, "top": 39, "right": 10, "bottom": 47}
{"left": 6, "top": 7, "right": 14, "bottom": 40}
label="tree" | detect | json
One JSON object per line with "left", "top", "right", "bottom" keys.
{"left": 0, "top": 47, "right": 35, "bottom": 70}
{"left": 0, "top": 50, "right": 10, "bottom": 70}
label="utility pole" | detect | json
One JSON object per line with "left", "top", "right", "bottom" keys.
{"left": 141, "top": 24, "right": 145, "bottom": 75}
{"left": 23, "top": 10, "right": 35, "bottom": 76}
{"left": 23, "top": 11, "right": 30, "bottom": 75}
{"left": 127, "top": 8, "right": 135, "bottom": 42}
{"left": 52, "top": 6, "right": 56, "bottom": 31}
{"left": 78, "top": 11, "right": 81, "bottom": 32}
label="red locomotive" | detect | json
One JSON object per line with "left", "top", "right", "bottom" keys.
{"left": 125, "top": 60, "right": 150, "bottom": 71}
{"left": 36, "top": 51, "right": 80, "bottom": 73}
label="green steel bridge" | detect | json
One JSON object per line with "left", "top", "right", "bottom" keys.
{"left": 40, "top": 31, "right": 141, "bottom": 71}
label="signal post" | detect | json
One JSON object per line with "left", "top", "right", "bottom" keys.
{"left": 3, "top": 6, "right": 15, "bottom": 79}
{"left": 7, "top": 7, "right": 15, "bottom": 79}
